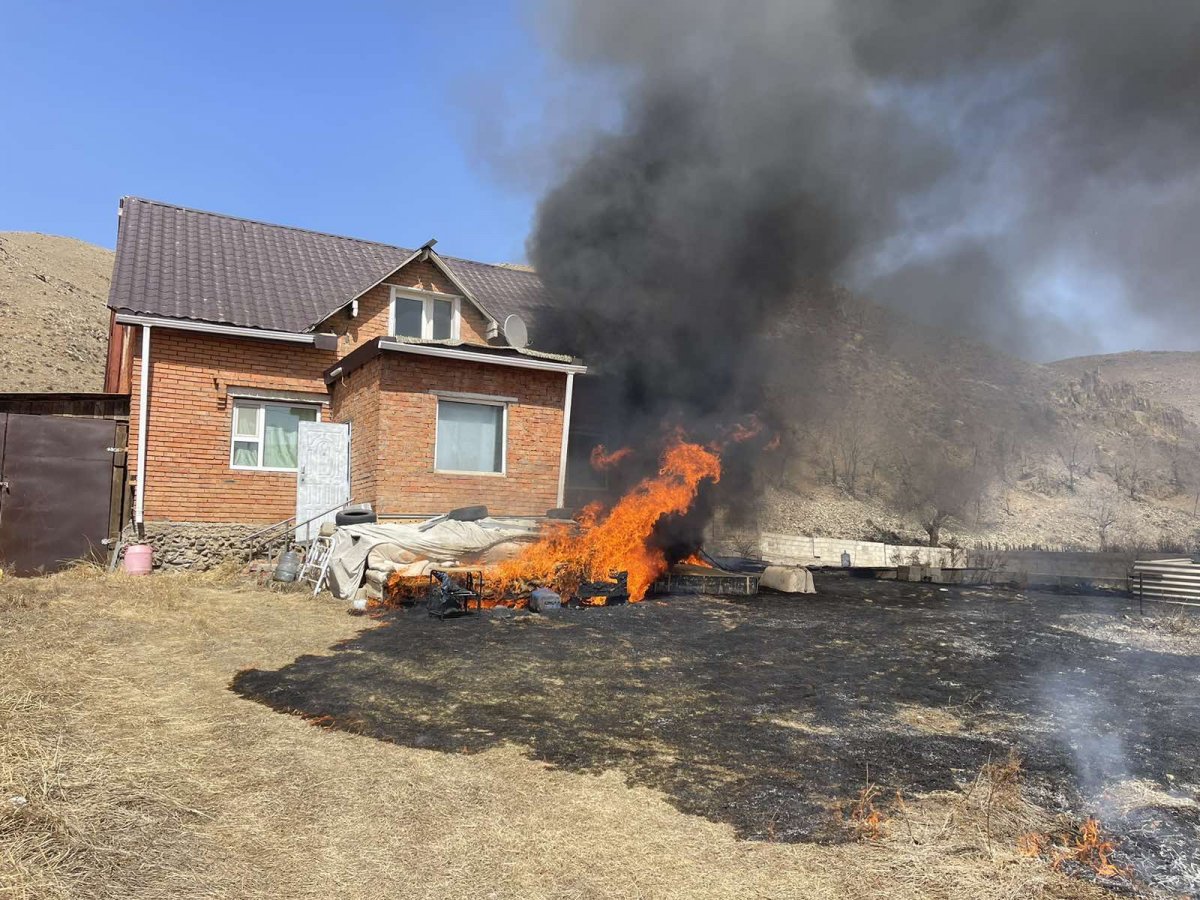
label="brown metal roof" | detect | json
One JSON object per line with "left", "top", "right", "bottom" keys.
{"left": 439, "top": 255, "right": 554, "bottom": 331}
{"left": 107, "top": 198, "right": 559, "bottom": 347}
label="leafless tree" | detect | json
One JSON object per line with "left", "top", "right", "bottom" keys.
{"left": 897, "top": 450, "right": 979, "bottom": 547}
{"left": 831, "top": 418, "right": 867, "bottom": 496}
{"left": 1057, "top": 437, "right": 1082, "bottom": 492}
{"left": 1113, "top": 441, "right": 1149, "bottom": 501}
{"left": 1084, "top": 493, "right": 1121, "bottom": 551}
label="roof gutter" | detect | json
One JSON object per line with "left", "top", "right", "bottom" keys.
{"left": 377, "top": 339, "right": 587, "bottom": 374}
{"left": 114, "top": 313, "right": 339, "bottom": 349}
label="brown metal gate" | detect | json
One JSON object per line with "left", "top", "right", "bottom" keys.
{"left": 0, "top": 413, "right": 120, "bottom": 575}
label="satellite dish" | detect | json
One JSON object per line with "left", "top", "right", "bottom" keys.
{"left": 502, "top": 314, "right": 529, "bottom": 350}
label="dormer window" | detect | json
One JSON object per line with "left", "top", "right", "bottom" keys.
{"left": 389, "top": 287, "right": 460, "bottom": 341}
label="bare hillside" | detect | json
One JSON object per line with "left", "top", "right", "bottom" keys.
{"left": 1049, "top": 351, "right": 1200, "bottom": 429}
{"left": 0, "top": 232, "right": 112, "bottom": 392}
{"left": 755, "top": 287, "right": 1200, "bottom": 552}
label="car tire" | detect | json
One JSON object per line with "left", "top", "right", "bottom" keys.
{"left": 335, "top": 509, "right": 377, "bottom": 526}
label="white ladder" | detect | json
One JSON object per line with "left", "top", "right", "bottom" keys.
{"left": 298, "top": 535, "right": 335, "bottom": 595}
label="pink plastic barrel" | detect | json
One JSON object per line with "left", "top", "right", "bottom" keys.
{"left": 122, "top": 544, "right": 154, "bottom": 576}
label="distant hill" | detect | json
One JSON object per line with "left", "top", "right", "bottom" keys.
{"left": 754, "top": 287, "right": 1200, "bottom": 552}
{"left": 1049, "top": 351, "right": 1200, "bottom": 430}
{"left": 0, "top": 232, "right": 113, "bottom": 392}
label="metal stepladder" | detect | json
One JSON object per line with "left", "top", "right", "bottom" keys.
{"left": 298, "top": 532, "right": 336, "bottom": 595}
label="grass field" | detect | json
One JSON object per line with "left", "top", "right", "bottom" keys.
{"left": 1, "top": 569, "right": 1110, "bottom": 899}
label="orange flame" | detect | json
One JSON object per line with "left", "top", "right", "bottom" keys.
{"left": 678, "top": 552, "right": 714, "bottom": 568}
{"left": 590, "top": 444, "right": 634, "bottom": 471}
{"left": 845, "top": 783, "right": 886, "bottom": 840}
{"left": 491, "top": 436, "right": 721, "bottom": 602}
{"left": 1018, "top": 832, "right": 1048, "bottom": 858}
{"left": 1023, "top": 818, "right": 1129, "bottom": 880}
{"left": 1052, "top": 818, "right": 1128, "bottom": 879}
{"left": 726, "top": 415, "right": 764, "bottom": 444}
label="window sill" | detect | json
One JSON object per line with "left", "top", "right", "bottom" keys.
{"left": 433, "top": 469, "right": 507, "bottom": 478}
{"left": 230, "top": 466, "right": 300, "bottom": 474}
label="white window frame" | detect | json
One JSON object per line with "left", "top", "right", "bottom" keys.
{"left": 433, "top": 397, "right": 508, "bottom": 476}
{"left": 388, "top": 286, "right": 461, "bottom": 341}
{"left": 229, "top": 399, "right": 322, "bottom": 473}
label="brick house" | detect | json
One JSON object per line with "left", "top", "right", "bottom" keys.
{"left": 103, "top": 198, "right": 586, "bottom": 557}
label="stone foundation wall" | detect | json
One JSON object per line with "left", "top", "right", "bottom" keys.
{"left": 122, "top": 522, "right": 263, "bottom": 571}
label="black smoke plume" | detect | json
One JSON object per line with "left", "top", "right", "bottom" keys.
{"left": 529, "top": 0, "right": 1200, "bottom": 408}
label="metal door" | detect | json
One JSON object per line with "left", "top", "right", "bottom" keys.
{"left": 0, "top": 414, "right": 118, "bottom": 574}
{"left": 295, "top": 421, "right": 350, "bottom": 541}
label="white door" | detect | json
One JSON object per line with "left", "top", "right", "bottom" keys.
{"left": 296, "top": 421, "right": 350, "bottom": 541}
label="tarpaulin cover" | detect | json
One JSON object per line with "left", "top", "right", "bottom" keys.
{"left": 326, "top": 519, "right": 545, "bottom": 600}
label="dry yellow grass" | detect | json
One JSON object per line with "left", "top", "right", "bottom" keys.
{"left": 1, "top": 570, "right": 1109, "bottom": 899}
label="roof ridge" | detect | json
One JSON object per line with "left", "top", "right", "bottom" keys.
{"left": 122, "top": 196, "right": 413, "bottom": 255}
{"left": 442, "top": 253, "right": 539, "bottom": 276}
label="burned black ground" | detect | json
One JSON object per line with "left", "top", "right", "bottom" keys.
{"left": 233, "top": 574, "right": 1200, "bottom": 846}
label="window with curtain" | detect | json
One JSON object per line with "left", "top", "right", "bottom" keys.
{"left": 391, "top": 287, "right": 458, "bottom": 340}
{"left": 230, "top": 400, "right": 319, "bottom": 471}
{"left": 435, "top": 400, "right": 505, "bottom": 473}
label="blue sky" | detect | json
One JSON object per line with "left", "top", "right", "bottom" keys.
{"left": 0, "top": 2, "right": 1187, "bottom": 358}
{"left": 0, "top": 0, "right": 547, "bottom": 263}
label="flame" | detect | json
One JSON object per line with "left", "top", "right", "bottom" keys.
{"left": 490, "top": 436, "right": 721, "bottom": 602}
{"left": 1018, "top": 832, "right": 1048, "bottom": 858}
{"left": 726, "top": 414, "right": 764, "bottom": 444}
{"left": 383, "top": 573, "right": 427, "bottom": 604}
{"left": 845, "top": 784, "right": 885, "bottom": 840}
{"left": 1022, "top": 818, "right": 1129, "bottom": 880}
{"left": 590, "top": 444, "right": 634, "bottom": 471}
{"left": 1052, "top": 817, "right": 1129, "bottom": 879}
{"left": 678, "top": 552, "right": 714, "bottom": 568}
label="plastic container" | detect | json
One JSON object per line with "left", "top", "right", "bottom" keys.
{"left": 122, "top": 544, "right": 154, "bottom": 576}
{"left": 274, "top": 550, "right": 302, "bottom": 583}
{"left": 529, "top": 587, "right": 562, "bottom": 613}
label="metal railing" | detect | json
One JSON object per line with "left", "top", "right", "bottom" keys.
{"left": 244, "top": 498, "right": 358, "bottom": 559}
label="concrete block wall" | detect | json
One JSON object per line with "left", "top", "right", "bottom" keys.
{"left": 759, "top": 532, "right": 962, "bottom": 568}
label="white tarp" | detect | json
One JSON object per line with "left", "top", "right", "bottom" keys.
{"left": 758, "top": 565, "right": 816, "bottom": 594}
{"left": 325, "top": 518, "right": 546, "bottom": 600}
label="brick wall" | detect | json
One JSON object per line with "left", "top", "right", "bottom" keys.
{"left": 130, "top": 327, "right": 568, "bottom": 524}
{"left": 322, "top": 258, "right": 492, "bottom": 351}
{"left": 128, "top": 329, "right": 338, "bottom": 524}
{"left": 333, "top": 357, "right": 381, "bottom": 508}
{"left": 333, "top": 352, "right": 567, "bottom": 516}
